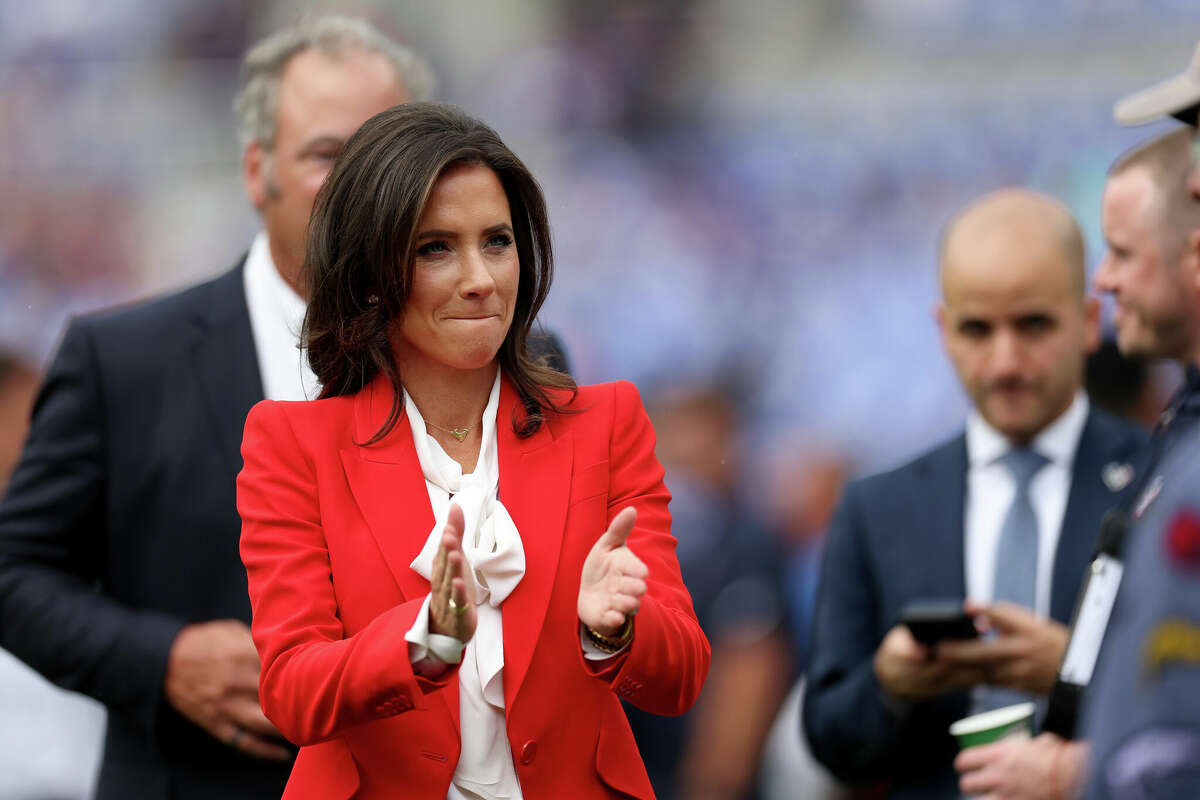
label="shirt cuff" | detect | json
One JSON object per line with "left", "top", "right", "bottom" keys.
{"left": 579, "top": 623, "right": 628, "bottom": 661}
{"left": 406, "top": 594, "right": 468, "bottom": 676}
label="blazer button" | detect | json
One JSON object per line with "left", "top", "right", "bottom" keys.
{"left": 520, "top": 740, "right": 537, "bottom": 765}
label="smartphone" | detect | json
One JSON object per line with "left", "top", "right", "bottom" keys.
{"left": 899, "top": 599, "right": 978, "bottom": 645}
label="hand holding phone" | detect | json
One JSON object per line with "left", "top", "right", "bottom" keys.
{"left": 899, "top": 599, "right": 978, "bottom": 645}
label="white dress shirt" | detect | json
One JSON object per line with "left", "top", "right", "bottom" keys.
{"left": 242, "top": 232, "right": 320, "bottom": 401}
{"left": 964, "top": 392, "right": 1089, "bottom": 616}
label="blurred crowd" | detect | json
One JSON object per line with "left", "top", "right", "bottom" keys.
{"left": 2, "top": 1, "right": 1200, "bottom": 798}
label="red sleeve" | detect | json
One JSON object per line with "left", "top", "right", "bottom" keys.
{"left": 237, "top": 401, "right": 450, "bottom": 746}
{"left": 590, "top": 380, "right": 711, "bottom": 715}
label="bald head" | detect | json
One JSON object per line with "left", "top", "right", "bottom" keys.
{"left": 940, "top": 188, "right": 1087, "bottom": 300}
{"left": 937, "top": 188, "right": 1099, "bottom": 444}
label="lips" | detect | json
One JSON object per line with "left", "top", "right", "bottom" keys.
{"left": 445, "top": 313, "right": 500, "bottom": 321}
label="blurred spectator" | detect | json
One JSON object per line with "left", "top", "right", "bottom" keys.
{"left": 804, "top": 189, "right": 1147, "bottom": 797}
{"left": 1085, "top": 336, "right": 1173, "bottom": 428}
{"left": 759, "top": 444, "right": 855, "bottom": 800}
{"left": 630, "top": 381, "right": 791, "bottom": 800}
{"left": 0, "top": 350, "right": 105, "bottom": 800}
{"left": 766, "top": 447, "right": 854, "bottom": 669}
{"left": 0, "top": 353, "right": 37, "bottom": 487}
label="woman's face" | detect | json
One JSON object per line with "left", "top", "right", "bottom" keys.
{"left": 393, "top": 163, "right": 520, "bottom": 375}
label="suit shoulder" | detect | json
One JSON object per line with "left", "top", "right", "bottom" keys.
{"left": 556, "top": 380, "right": 643, "bottom": 414}
{"left": 248, "top": 395, "right": 355, "bottom": 429}
{"left": 1085, "top": 404, "right": 1150, "bottom": 451}
{"left": 847, "top": 435, "right": 965, "bottom": 501}
{"left": 73, "top": 265, "right": 243, "bottom": 342}
{"left": 244, "top": 395, "right": 357, "bottom": 455}
{"left": 577, "top": 379, "right": 641, "bottom": 402}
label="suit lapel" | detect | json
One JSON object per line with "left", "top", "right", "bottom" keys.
{"left": 339, "top": 377, "right": 465, "bottom": 732}
{"left": 496, "top": 379, "right": 572, "bottom": 709}
{"left": 1052, "top": 411, "right": 1118, "bottom": 621}
{"left": 189, "top": 262, "right": 264, "bottom": 474}
{"left": 917, "top": 436, "right": 968, "bottom": 598}
{"left": 340, "top": 375, "right": 436, "bottom": 603}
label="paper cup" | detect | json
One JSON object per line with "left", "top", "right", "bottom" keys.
{"left": 949, "top": 702, "right": 1036, "bottom": 750}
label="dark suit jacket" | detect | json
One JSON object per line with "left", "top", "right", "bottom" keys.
{"left": 0, "top": 264, "right": 291, "bottom": 799}
{"left": 0, "top": 261, "right": 571, "bottom": 800}
{"left": 802, "top": 406, "right": 1146, "bottom": 799}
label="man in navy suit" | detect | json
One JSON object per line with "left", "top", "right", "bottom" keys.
{"left": 0, "top": 16, "right": 434, "bottom": 800}
{"left": 803, "top": 188, "right": 1147, "bottom": 798}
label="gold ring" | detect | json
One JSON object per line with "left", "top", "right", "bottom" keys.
{"left": 448, "top": 596, "right": 468, "bottom": 616}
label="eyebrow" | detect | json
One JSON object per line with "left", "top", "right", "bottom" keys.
{"left": 297, "top": 135, "right": 345, "bottom": 154}
{"left": 416, "top": 223, "right": 514, "bottom": 240}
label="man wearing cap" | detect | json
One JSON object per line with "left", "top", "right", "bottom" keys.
{"left": 803, "top": 188, "right": 1145, "bottom": 799}
{"left": 954, "top": 50, "right": 1200, "bottom": 799}
{"left": 0, "top": 16, "right": 433, "bottom": 800}
{"left": 1080, "top": 128, "right": 1200, "bottom": 800}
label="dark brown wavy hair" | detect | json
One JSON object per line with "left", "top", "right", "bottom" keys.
{"left": 302, "top": 101, "right": 575, "bottom": 442}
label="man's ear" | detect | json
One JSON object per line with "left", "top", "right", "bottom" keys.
{"left": 1187, "top": 165, "right": 1200, "bottom": 203}
{"left": 243, "top": 141, "right": 269, "bottom": 211}
{"left": 1181, "top": 227, "right": 1200, "bottom": 292}
{"left": 1083, "top": 295, "right": 1102, "bottom": 354}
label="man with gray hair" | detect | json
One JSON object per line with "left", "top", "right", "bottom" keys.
{"left": 0, "top": 15, "right": 430, "bottom": 800}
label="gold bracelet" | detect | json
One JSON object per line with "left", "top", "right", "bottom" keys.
{"left": 585, "top": 617, "right": 634, "bottom": 653}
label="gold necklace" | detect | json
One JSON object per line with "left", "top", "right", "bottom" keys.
{"left": 424, "top": 419, "right": 480, "bottom": 442}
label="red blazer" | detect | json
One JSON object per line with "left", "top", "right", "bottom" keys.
{"left": 238, "top": 373, "right": 710, "bottom": 799}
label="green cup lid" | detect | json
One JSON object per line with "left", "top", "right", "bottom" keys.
{"left": 949, "top": 702, "right": 1036, "bottom": 738}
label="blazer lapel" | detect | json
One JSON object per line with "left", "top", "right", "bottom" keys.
{"left": 916, "top": 436, "right": 968, "bottom": 598}
{"left": 496, "top": 379, "right": 571, "bottom": 710}
{"left": 189, "top": 262, "right": 264, "bottom": 474}
{"left": 339, "top": 376, "right": 466, "bottom": 732}
{"left": 1052, "top": 411, "right": 1117, "bottom": 622}
{"left": 340, "top": 375, "right": 436, "bottom": 603}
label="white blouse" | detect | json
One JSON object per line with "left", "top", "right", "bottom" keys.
{"left": 403, "top": 372, "right": 527, "bottom": 800}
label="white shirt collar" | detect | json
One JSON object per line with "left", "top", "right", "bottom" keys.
{"left": 243, "top": 231, "right": 320, "bottom": 401}
{"left": 245, "top": 231, "right": 306, "bottom": 329}
{"left": 965, "top": 390, "right": 1089, "bottom": 469}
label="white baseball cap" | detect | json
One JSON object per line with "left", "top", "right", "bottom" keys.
{"left": 1114, "top": 40, "right": 1200, "bottom": 126}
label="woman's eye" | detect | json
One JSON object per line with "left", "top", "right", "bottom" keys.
{"left": 486, "top": 233, "right": 513, "bottom": 249}
{"left": 417, "top": 241, "right": 449, "bottom": 256}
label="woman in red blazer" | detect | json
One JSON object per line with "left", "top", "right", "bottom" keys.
{"left": 237, "top": 102, "right": 709, "bottom": 800}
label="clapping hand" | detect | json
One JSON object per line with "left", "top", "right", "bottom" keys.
{"left": 578, "top": 507, "right": 648, "bottom": 637}
{"left": 429, "top": 504, "right": 477, "bottom": 642}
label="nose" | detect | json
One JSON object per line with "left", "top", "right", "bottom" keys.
{"left": 1093, "top": 253, "right": 1117, "bottom": 295}
{"left": 989, "top": 329, "right": 1024, "bottom": 377}
{"left": 458, "top": 249, "right": 496, "bottom": 299}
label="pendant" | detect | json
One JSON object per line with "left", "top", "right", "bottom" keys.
{"left": 450, "top": 428, "right": 469, "bottom": 442}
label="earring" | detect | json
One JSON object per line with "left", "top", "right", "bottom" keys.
{"left": 367, "top": 293, "right": 380, "bottom": 306}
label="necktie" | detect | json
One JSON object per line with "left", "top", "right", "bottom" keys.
{"left": 993, "top": 447, "right": 1048, "bottom": 610}
{"left": 975, "top": 447, "right": 1048, "bottom": 715}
